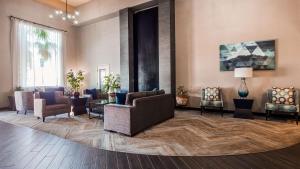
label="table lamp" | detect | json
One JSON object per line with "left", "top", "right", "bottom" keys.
{"left": 234, "top": 67, "right": 253, "bottom": 98}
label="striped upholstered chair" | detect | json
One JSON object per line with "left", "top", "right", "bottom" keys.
{"left": 200, "top": 87, "right": 224, "bottom": 116}
{"left": 265, "top": 87, "right": 299, "bottom": 125}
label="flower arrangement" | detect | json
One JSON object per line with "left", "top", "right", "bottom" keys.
{"left": 103, "top": 73, "right": 120, "bottom": 93}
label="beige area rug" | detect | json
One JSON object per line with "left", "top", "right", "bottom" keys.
{"left": 0, "top": 110, "right": 300, "bottom": 156}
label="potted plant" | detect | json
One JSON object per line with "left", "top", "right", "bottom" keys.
{"left": 176, "top": 86, "right": 189, "bottom": 106}
{"left": 66, "top": 70, "right": 84, "bottom": 98}
{"left": 103, "top": 74, "right": 120, "bottom": 103}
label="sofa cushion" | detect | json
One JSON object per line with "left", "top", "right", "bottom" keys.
{"left": 265, "top": 103, "right": 277, "bottom": 111}
{"left": 272, "top": 87, "right": 295, "bottom": 105}
{"left": 40, "top": 92, "right": 56, "bottom": 105}
{"left": 201, "top": 100, "right": 223, "bottom": 107}
{"left": 278, "top": 104, "right": 298, "bottom": 112}
{"left": 85, "top": 89, "right": 98, "bottom": 100}
{"left": 204, "top": 87, "right": 220, "bottom": 101}
{"left": 116, "top": 92, "right": 127, "bottom": 105}
{"left": 45, "top": 104, "right": 67, "bottom": 111}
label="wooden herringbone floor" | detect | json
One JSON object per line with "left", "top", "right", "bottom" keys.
{"left": 0, "top": 110, "right": 299, "bottom": 156}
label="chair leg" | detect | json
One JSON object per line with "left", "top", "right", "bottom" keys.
{"left": 200, "top": 106, "right": 204, "bottom": 115}
{"left": 295, "top": 113, "right": 299, "bottom": 125}
{"left": 68, "top": 113, "right": 70, "bottom": 118}
{"left": 266, "top": 110, "right": 269, "bottom": 120}
{"left": 24, "top": 110, "right": 27, "bottom": 115}
{"left": 16, "top": 111, "right": 19, "bottom": 114}
{"left": 220, "top": 107, "right": 224, "bottom": 117}
{"left": 42, "top": 117, "right": 45, "bottom": 122}
{"left": 37, "top": 117, "right": 40, "bottom": 120}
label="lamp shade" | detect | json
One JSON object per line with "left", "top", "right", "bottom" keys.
{"left": 234, "top": 67, "right": 253, "bottom": 78}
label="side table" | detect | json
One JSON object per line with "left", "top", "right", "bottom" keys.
{"left": 233, "top": 99, "right": 254, "bottom": 119}
{"left": 70, "top": 97, "right": 88, "bottom": 116}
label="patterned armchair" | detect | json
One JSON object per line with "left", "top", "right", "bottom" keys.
{"left": 265, "top": 87, "right": 299, "bottom": 125}
{"left": 200, "top": 87, "right": 224, "bottom": 116}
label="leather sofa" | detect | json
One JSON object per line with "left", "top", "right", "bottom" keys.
{"left": 104, "top": 90, "right": 174, "bottom": 136}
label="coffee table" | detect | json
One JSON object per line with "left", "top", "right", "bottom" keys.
{"left": 88, "top": 99, "right": 109, "bottom": 120}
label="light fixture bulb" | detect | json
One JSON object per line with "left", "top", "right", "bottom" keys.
{"left": 55, "top": 10, "right": 59, "bottom": 15}
{"left": 73, "top": 20, "right": 79, "bottom": 25}
{"left": 49, "top": 14, "right": 54, "bottom": 18}
{"left": 72, "top": 15, "right": 75, "bottom": 19}
{"left": 62, "top": 16, "right": 66, "bottom": 21}
{"left": 59, "top": 10, "right": 63, "bottom": 14}
{"left": 75, "top": 11, "right": 80, "bottom": 16}
{"left": 67, "top": 14, "right": 72, "bottom": 19}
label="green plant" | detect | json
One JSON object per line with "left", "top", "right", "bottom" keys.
{"left": 103, "top": 74, "right": 120, "bottom": 93}
{"left": 34, "top": 29, "right": 55, "bottom": 67}
{"left": 176, "top": 86, "right": 188, "bottom": 97}
{"left": 66, "top": 70, "right": 84, "bottom": 93}
{"left": 14, "top": 86, "right": 23, "bottom": 91}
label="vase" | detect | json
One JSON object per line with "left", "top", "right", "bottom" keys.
{"left": 73, "top": 92, "right": 80, "bottom": 99}
{"left": 238, "top": 78, "right": 249, "bottom": 98}
{"left": 108, "top": 89, "right": 116, "bottom": 103}
{"left": 176, "top": 96, "right": 189, "bottom": 106}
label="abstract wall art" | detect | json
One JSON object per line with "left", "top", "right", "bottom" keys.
{"left": 220, "top": 40, "right": 275, "bottom": 71}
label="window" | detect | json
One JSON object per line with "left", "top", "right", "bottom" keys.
{"left": 11, "top": 18, "right": 64, "bottom": 88}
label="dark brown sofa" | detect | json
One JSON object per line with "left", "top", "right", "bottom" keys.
{"left": 104, "top": 90, "right": 174, "bottom": 136}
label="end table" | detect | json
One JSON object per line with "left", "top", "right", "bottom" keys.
{"left": 70, "top": 97, "right": 88, "bottom": 116}
{"left": 233, "top": 98, "right": 254, "bottom": 119}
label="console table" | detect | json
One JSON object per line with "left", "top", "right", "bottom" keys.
{"left": 233, "top": 99, "right": 254, "bottom": 119}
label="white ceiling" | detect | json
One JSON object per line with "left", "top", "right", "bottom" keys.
{"left": 60, "top": 0, "right": 91, "bottom": 7}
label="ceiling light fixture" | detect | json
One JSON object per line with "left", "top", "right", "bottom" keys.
{"left": 49, "top": 0, "right": 79, "bottom": 25}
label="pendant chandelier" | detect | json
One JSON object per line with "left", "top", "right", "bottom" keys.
{"left": 49, "top": 0, "right": 79, "bottom": 25}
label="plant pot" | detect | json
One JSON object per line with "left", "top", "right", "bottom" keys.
{"left": 176, "top": 96, "right": 189, "bottom": 106}
{"left": 73, "top": 92, "right": 80, "bottom": 99}
{"left": 108, "top": 92, "right": 116, "bottom": 103}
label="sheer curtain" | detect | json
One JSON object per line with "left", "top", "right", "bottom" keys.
{"left": 11, "top": 18, "right": 65, "bottom": 89}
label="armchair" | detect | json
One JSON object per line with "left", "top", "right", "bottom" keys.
{"left": 14, "top": 91, "right": 34, "bottom": 115}
{"left": 200, "top": 87, "right": 224, "bottom": 116}
{"left": 265, "top": 88, "right": 299, "bottom": 125}
{"left": 34, "top": 91, "right": 71, "bottom": 122}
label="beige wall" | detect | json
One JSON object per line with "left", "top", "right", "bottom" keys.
{"left": 176, "top": 0, "right": 300, "bottom": 112}
{"left": 76, "top": 0, "right": 300, "bottom": 112}
{"left": 77, "top": 0, "right": 149, "bottom": 23}
{"left": 2, "top": 0, "right": 299, "bottom": 112}
{"left": 76, "top": 16, "right": 121, "bottom": 89}
{"left": 0, "top": 0, "right": 77, "bottom": 108}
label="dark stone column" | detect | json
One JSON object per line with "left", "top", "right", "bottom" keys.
{"left": 158, "top": 0, "right": 176, "bottom": 96}
{"left": 120, "top": 8, "right": 135, "bottom": 92}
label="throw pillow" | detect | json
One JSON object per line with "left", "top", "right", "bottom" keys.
{"left": 39, "top": 92, "right": 56, "bottom": 105}
{"left": 116, "top": 92, "right": 127, "bottom": 105}
{"left": 272, "top": 87, "right": 295, "bottom": 105}
{"left": 204, "top": 87, "right": 220, "bottom": 101}
{"left": 85, "top": 89, "right": 97, "bottom": 100}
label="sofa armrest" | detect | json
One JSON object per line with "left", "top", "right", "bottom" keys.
{"left": 34, "top": 99, "right": 46, "bottom": 117}
{"left": 104, "top": 104, "right": 136, "bottom": 136}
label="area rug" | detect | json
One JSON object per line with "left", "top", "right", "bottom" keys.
{"left": 0, "top": 110, "right": 300, "bottom": 156}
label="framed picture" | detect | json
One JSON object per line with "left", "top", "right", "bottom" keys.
{"left": 220, "top": 40, "right": 275, "bottom": 71}
{"left": 97, "top": 65, "right": 110, "bottom": 90}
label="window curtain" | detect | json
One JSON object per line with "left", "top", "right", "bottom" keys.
{"left": 11, "top": 18, "right": 65, "bottom": 89}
